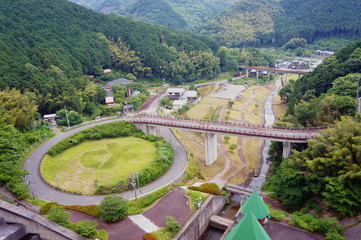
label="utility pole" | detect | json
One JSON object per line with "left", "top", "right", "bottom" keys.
{"left": 64, "top": 105, "right": 70, "bottom": 128}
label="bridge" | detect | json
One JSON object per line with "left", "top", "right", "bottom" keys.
{"left": 131, "top": 114, "right": 324, "bottom": 165}
{"left": 240, "top": 65, "right": 310, "bottom": 80}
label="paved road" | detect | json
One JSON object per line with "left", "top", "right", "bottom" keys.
{"left": 23, "top": 94, "right": 188, "bottom": 205}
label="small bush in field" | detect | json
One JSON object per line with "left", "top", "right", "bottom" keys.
{"left": 166, "top": 216, "right": 181, "bottom": 233}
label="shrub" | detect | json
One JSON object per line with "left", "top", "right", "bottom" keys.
{"left": 99, "top": 195, "right": 128, "bottom": 222}
{"left": 166, "top": 216, "right": 181, "bottom": 233}
{"left": 290, "top": 212, "right": 340, "bottom": 235}
{"left": 6, "top": 182, "right": 29, "bottom": 199}
{"left": 95, "top": 229, "right": 109, "bottom": 240}
{"left": 186, "top": 190, "right": 207, "bottom": 211}
{"left": 74, "top": 220, "right": 98, "bottom": 238}
{"left": 228, "top": 144, "right": 237, "bottom": 152}
{"left": 47, "top": 206, "right": 71, "bottom": 227}
{"left": 188, "top": 183, "right": 221, "bottom": 195}
{"left": 64, "top": 205, "right": 100, "bottom": 218}
{"left": 325, "top": 230, "right": 347, "bottom": 240}
{"left": 40, "top": 202, "right": 61, "bottom": 215}
{"left": 143, "top": 233, "right": 159, "bottom": 240}
{"left": 269, "top": 208, "right": 289, "bottom": 221}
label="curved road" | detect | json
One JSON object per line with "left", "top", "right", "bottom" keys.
{"left": 23, "top": 95, "right": 188, "bottom": 205}
{"left": 23, "top": 90, "right": 322, "bottom": 205}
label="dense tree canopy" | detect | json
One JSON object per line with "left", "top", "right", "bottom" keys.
{"left": 71, "top": 0, "right": 238, "bottom": 32}
{"left": 201, "top": 0, "right": 361, "bottom": 47}
{"left": 267, "top": 118, "right": 361, "bottom": 215}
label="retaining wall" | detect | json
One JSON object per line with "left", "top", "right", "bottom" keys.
{"left": 175, "top": 196, "right": 226, "bottom": 240}
{"left": 0, "top": 200, "right": 87, "bottom": 240}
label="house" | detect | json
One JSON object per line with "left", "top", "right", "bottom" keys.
{"left": 314, "top": 50, "right": 334, "bottom": 57}
{"left": 184, "top": 90, "right": 198, "bottom": 101}
{"left": 172, "top": 100, "right": 187, "bottom": 110}
{"left": 288, "top": 60, "right": 309, "bottom": 69}
{"left": 132, "top": 90, "right": 141, "bottom": 97}
{"left": 260, "top": 71, "right": 268, "bottom": 75}
{"left": 167, "top": 88, "right": 186, "bottom": 100}
{"left": 102, "top": 69, "right": 112, "bottom": 74}
{"left": 123, "top": 104, "right": 134, "bottom": 115}
{"left": 43, "top": 114, "right": 57, "bottom": 122}
{"left": 104, "top": 78, "right": 133, "bottom": 94}
{"left": 276, "top": 59, "right": 284, "bottom": 65}
{"left": 105, "top": 96, "right": 115, "bottom": 105}
{"left": 43, "top": 114, "right": 57, "bottom": 125}
{"left": 105, "top": 78, "right": 133, "bottom": 87}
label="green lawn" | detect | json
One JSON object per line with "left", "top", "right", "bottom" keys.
{"left": 41, "top": 137, "right": 156, "bottom": 194}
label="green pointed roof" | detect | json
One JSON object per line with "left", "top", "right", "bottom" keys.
{"left": 224, "top": 212, "right": 271, "bottom": 240}
{"left": 241, "top": 191, "right": 269, "bottom": 219}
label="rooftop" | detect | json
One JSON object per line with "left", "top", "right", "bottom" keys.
{"left": 224, "top": 212, "right": 271, "bottom": 240}
{"left": 106, "top": 78, "right": 133, "bottom": 86}
{"left": 185, "top": 90, "right": 197, "bottom": 98}
{"left": 241, "top": 191, "right": 269, "bottom": 220}
{"left": 167, "top": 88, "right": 185, "bottom": 94}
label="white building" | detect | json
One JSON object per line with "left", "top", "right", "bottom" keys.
{"left": 184, "top": 90, "right": 198, "bottom": 100}
{"left": 172, "top": 100, "right": 187, "bottom": 110}
{"left": 167, "top": 88, "right": 186, "bottom": 100}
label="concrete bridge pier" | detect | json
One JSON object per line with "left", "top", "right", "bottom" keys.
{"left": 256, "top": 70, "right": 259, "bottom": 79}
{"left": 146, "top": 125, "right": 160, "bottom": 137}
{"left": 246, "top": 68, "right": 249, "bottom": 77}
{"left": 282, "top": 141, "right": 293, "bottom": 159}
{"left": 205, "top": 133, "right": 217, "bottom": 166}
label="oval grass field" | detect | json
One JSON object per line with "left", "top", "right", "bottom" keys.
{"left": 40, "top": 137, "right": 156, "bottom": 194}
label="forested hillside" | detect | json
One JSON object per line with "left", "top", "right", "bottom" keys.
{"left": 275, "top": 0, "right": 361, "bottom": 45}
{"left": 70, "top": 0, "right": 238, "bottom": 31}
{"left": 201, "top": 0, "right": 282, "bottom": 47}
{"left": 202, "top": 0, "right": 361, "bottom": 47}
{"left": 0, "top": 0, "right": 224, "bottom": 114}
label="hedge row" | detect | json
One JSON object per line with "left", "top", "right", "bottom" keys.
{"left": 40, "top": 202, "right": 100, "bottom": 218}
{"left": 188, "top": 183, "right": 221, "bottom": 195}
{"left": 137, "top": 140, "right": 174, "bottom": 187}
{"left": 48, "top": 121, "right": 143, "bottom": 156}
{"left": 40, "top": 186, "right": 171, "bottom": 218}
{"left": 128, "top": 186, "right": 170, "bottom": 215}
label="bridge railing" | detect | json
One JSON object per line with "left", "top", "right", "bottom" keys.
{"left": 132, "top": 115, "right": 320, "bottom": 141}
{"left": 134, "top": 113, "right": 328, "bottom": 132}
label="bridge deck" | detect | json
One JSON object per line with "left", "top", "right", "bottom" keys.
{"left": 240, "top": 65, "right": 309, "bottom": 75}
{"left": 132, "top": 115, "right": 324, "bottom": 143}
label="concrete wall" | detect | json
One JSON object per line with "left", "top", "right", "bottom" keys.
{"left": 0, "top": 200, "right": 87, "bottom": 240}
{"left": 175, "top": 196, "right": 226, "bottom": 240}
